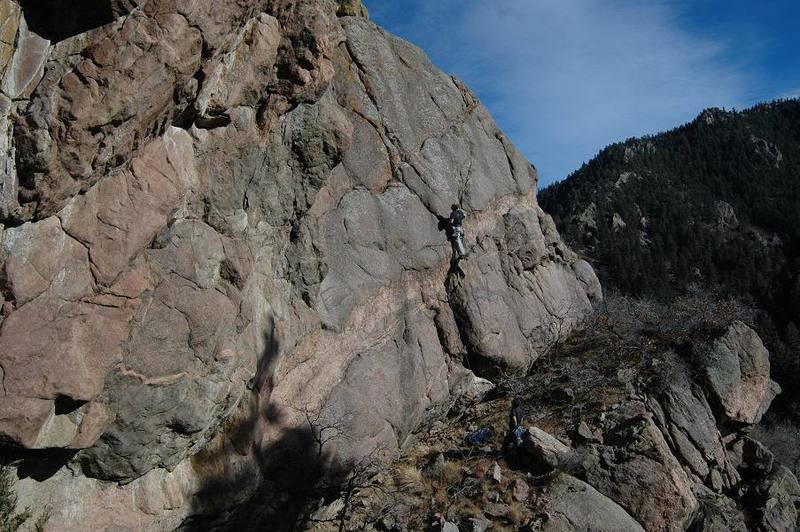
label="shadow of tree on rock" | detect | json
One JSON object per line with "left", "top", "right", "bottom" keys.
{"left": 181, "top": 407, "right": 365, "bottom": 531}
{"left": 179, "top": 318, "right": 379, "bottom": 531}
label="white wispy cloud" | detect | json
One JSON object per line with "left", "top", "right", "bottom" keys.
{"left": 369, "top": 0, "right": 756, "bottom": 185}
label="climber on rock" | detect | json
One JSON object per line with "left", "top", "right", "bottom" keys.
{"left": 447, "top": 204, "right": 467, "bottom": 259}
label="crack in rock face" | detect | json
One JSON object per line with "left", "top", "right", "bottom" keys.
{"left": 0, "top": 0, "right": 601, "bottom": 528}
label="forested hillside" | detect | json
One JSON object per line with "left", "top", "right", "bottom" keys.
{"left": 539, "top": 99, "right": 800, "bottom": 417}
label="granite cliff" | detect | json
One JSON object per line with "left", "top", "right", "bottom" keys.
{"left": 0, "top": 0, "right": 599, "bottom": 529}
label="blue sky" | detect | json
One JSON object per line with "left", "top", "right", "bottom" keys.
{"left": 366, "top": 0, "right": 800, "bottom": 187}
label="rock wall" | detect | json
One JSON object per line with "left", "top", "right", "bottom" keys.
{"left": 0, "top": 0, "right": 599, "bottom": 529}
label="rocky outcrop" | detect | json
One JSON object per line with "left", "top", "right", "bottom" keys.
{"left": 523, "top": 321, "right": 799, "bottom": 532}
{"left": 571, "top": 401, "right": 700, "bottom": 531}
{"left": 751, "top": 134, "right": 783, "bottom": 168}
{"left": 0, "top": 0, "right": 599, "bottom": 528}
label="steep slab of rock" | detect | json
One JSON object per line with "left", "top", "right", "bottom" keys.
{"left": 1, "top": 10, "right": 48, "bottom": 99}
{"left": 541, "top": 473, "right": 645, "bottom": 532}
{"left": 648, "top": 378, "right": 739, "bottom": 490}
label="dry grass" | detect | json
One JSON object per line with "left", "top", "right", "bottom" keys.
{"left": 392, "top": 463, "right": 425, "bottom": 493}
{"left": 506, "top": 502, "right": 529, "bottom": 526}
{"left": 472, "top": 461, "right": 490, "bottom": 479}
{"left": 405, "top": 443, "right": 436, "bottom": 461}
{"left": 433, "top": 487, "right": 447, "bottom": 509}
{"left": 441, "top": 462, "right": 462, "bottom": 485}
{"left": 463, "top": 501, "right": 485, "bottom": 519}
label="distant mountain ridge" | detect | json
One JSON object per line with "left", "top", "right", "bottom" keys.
{"left": 539, "top": 98, "right": 800, "bottom": 416}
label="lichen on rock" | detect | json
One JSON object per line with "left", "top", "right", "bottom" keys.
{"left": 336, "top": 0, "right": 369, "bottom": 18}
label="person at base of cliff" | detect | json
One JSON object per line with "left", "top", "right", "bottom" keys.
{"left": 509, "top": 398, "right": 525, "bottom": 447}
{"left": 448, "top": 204, "right": 466, "bottom": 259}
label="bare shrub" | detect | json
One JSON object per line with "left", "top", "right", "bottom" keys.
{"left": 598, "top": 290, "right": 754, "bottom": 346}
{"left": 0, "top": 467, "right": 29, "bottom": 532}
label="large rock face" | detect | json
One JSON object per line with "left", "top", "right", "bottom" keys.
{"left": 0, "top": 0, "right": 599, "bottom": 528}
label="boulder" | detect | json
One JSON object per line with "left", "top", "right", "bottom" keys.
{"left": 423, "top": 453, "right": 446, "bottom": 480}
{"left": 441, "top": 522, "right": 459, "bottom": 532}
{"left": 461, "top": 375, "right": 495, "bottom": 401}
{"left": 512, "top": 478, "right": 529, "bottom": 501}
{"left": 482, "top": 502, "right": 510, "bottom": 519}
{"left": 697, "top": 321, "right": 780, "bottom": 424}
{"left": 575, "top": 420, "right": 602, "bottom": 444}
{"left": 463, "top": 517, "right": 490, "bottom": 532}
{"left": 541, "top": 473, "right": 645, "bottom": 532}
{"left": 489, "top": 462, "right": 503, "bottom": 483}
{"left": 524, "top": 426, "right": 572, "bottom": 470}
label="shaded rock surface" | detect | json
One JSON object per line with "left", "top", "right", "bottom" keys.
{"left": 529, "top": 321, "right": 799, "bottom": 532}
{"left": 570, "top": 401, "right": 700, "bottom": 531}
{"left": 540, "top": 473, "right": 645, "bottom": 532}
{"left": 0, "top": 0, "right": 599, "bottom": 529}
{"left": 301, "top": 314, "right": 798, "bottom": 532}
